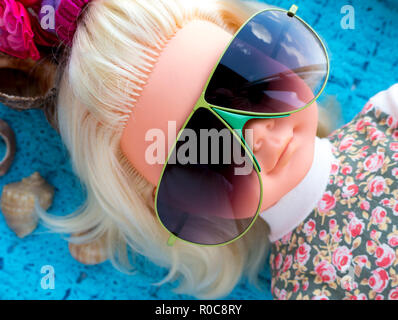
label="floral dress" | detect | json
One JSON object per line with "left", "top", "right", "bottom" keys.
{"left": 270, "top": 89, "right": 398, "bottom": 300}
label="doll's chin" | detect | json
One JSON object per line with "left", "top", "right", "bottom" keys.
{"left": 258, "top": 145, "right": 306, "bottom": 211}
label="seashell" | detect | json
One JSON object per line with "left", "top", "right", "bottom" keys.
{"left": 0, "top": 119, "right": 16, "bottom": 176}
{"left": 0, "top": 52, "right": 60, "bottom": 131}
{"left": 1, "top": 172, "right": 54, "bottom": 238}
{"left": 69, "top": 233, "right": 109, "bottom": 265}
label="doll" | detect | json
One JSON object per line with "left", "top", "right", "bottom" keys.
{"left": 26, "top": 0, "right": 278, "bottom": 299}
{"left": 3, "top": 0, "right": 396, "bottom": 300}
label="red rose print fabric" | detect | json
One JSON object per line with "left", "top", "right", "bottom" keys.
{"left": 270, "top": 102, "right": 398, "bottom": 300}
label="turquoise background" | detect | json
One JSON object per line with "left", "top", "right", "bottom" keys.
{"left": 0, "top": 0, "right": 397, "bottom": 299}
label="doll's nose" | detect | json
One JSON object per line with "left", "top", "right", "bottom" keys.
{"left": 244, "top": 118, "right": 275, "bottom": 152}
{"left": 244, "top": 118, "right": 294, "bottom": 173}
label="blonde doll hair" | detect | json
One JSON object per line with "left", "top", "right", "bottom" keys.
{"left": 37, "top": 0, "right": 336, "bottom": 299}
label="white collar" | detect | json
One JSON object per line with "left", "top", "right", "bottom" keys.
{"left": 259, "top": 137, "right": 335, "bottom": 242}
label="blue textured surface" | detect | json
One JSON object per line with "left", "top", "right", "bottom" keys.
{"left": 0, "top": 0, "right": 397, "bottom": 300}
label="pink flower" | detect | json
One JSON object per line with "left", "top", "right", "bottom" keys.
{"left": 356, "top": 173, "right": 366, "bottom": 181}
{"left": 356, "top": 119, "right": 371, "bottom": 131}
{"left": 332, "top": 230, "right": 343, "bottom": 243}
{"left": 292, "top": 282, "right": 299, "bottom": 293}
{"left": 0, "top": 0, "right": 40, "bottom": 60}
{"left": 339, "top": 136, "right": 355, "bottom": 152}
{"left": 302, "top": 280, "right": 309, "bottom": 291}
{"left": 380, "top": 198, "right": 391, "bottom": 206}
{"left": 369, "top": 127, "right": 386, "bottom": 141}
{"left": 332, "top": 246, "right": 352, "bottom": 272}
{"left": 342, "top": 184, "right": 359, "bottom": 198}
{"left": 303, "top": 219, "right": 316, "bottom": 237}
{"left": 347, "top": 211, "right": 355, "bottom": 219}
{"left": 387, "top": 116, "right": 398, "bottom": 129}
{"left": 360, "top": 200, "right": 370, "bottom": 211}
{"left": 347, "top": 216, "right": 365, "bottom": 238}
{"left": 312, "top": 295, "right": 329, "bottom": 300}
{"left": 315, "top": 261, "right": 336, "bottom": 283}
{"left": 368, "top": 176, "right": 386, "bottom": 197}
{"left": 393, "top": 131, "right": 398, "bottom": 140}
{"left": 371, "top": 207, "right": 387, "bottom": 225}
{"left": 364, "top": 153, "right": 385, "bottom": 172}
{"left": 318, "top": 192, "right": 336, "bottom": 213}
{"left": 393, "top": 153, "right": 398, "bottom": 161}
{"left": 355, "top": 255, "right": 369, "bottom": 268}
{"left": 388, "top": 287, "right": 398, "bottom": 300}
{"left": 375, "top": 244, "right": 395, "bottom": 268}
{"left": 282, "top": 255, "right": 293, "bottom": 273}
{"left": 295, "top": 243, "right": 311, "bottom": 266}
{"left": 341, "top": 276, "right": 358, "bottom": 291}
{"left": 392, "top": 168, "right": 398, "bottom": 178}
{"left": 281, "top": 231, "right": 292, "bottom": 244}
{"left": 278, "top": 289, "right": 287, "bottom": 300}
{"left": 319, "top": 230, "right": 327, "bottom": 241}
{"left": 330, "top": 162, "right": 339, "bottom": 175}
{"left": 329, "top": 219, "right": 337, "bottom": 231}
{"left": 387, "top": 234, "right": 398, "bottom": 247}
{"left": 361, "top": 102, "right": 374, "bottom": 114}
{"left": 368, "top": 268, "right": 389, "bottom": 293}
{"left": 349, "top": 293, "right": 367, "bottom": 300}
{"left": 274, "top": 253, "right": 283, "bottom": 270}
{"left": 394, "top": 203, "right": 398, "bottom": 216}
{"left": 391, "top": 142, "right": 398, "bottom": 152}
{"left": 355, "top": 119, "right": 365, "bottom": 131}
{"left": 370, "top": 229, "right": 378, "bottom": 240}
{"left": 341, "top": 165, "right": 353, "bottom": 175}
{"left": 375, "top": 294, "right": 384, "bottom": 300}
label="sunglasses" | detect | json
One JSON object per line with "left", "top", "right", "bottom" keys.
{"left": 154, "top": 5, "right": 329, "bottom": 246}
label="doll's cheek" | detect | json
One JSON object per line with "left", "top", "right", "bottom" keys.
{"left": 291, "top": 111, "right": 318, "bottom": 140}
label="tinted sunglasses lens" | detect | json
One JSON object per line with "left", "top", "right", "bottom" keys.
{"left": 156, "top": 108, "right": 261, "bottom": 245}
{"left": 205, "top": 10, "right": 328, "bottom": 113}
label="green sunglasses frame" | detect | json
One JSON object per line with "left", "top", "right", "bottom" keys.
{"left": 154, "top": 4, "right": 330, "bottom": 247}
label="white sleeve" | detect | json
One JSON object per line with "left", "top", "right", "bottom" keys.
{"left": 369, "top": 83, "right": 398, "bottom": 118}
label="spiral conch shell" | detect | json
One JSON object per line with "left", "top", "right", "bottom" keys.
{"left": 69, "top": 233, "right": 109, "bottom": 265}
{"left": 1, "top": 172, "right": 54, "bottom": 238}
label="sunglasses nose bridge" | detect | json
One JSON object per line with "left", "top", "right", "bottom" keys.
{"left": 211, "top": 107, "right": 289, "bottom": 172}
{"left": 212, "top": 107, "right": 289, "bottom": 130}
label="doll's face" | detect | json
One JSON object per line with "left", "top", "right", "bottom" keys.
{"left": 121, "top": 20, "right": 318, "bottom": 213}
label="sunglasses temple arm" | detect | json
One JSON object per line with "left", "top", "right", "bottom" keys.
{"left": 167, "top": 212, "right": 189, "bottom": 246}
{"left": 167, "top": 234, "right": 177, "bottom": 246}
